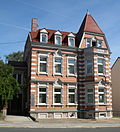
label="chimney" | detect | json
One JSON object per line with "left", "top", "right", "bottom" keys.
{"left": 31, "top": 18, "right": 39, "bottom": 32}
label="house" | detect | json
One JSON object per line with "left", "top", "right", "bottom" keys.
{"left": 9, "top": 12, "right": 112, "bottom": 119}
{"left": 111, "top": 57, "right": 120, "bottom": 116}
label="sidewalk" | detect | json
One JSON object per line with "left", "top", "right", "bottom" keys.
{"left": 0, "top": 116, "right": 120, "bottom": 128}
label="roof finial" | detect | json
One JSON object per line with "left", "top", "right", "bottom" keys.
{"left": 87, "top": 9, "right": 90, "bottom": 14}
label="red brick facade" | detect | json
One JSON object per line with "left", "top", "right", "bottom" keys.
{"left": 22, "top": 13, "right": 112, "bottom": 119}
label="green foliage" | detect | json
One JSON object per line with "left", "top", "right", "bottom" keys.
{"left": 5, "top": 51, "right": 23, "bottom": 62}
{"left": 0, "top": 112, "right": 5, "bottom": 120}
{"left": 0, "top": 60, "right": 19, "bottom": 108}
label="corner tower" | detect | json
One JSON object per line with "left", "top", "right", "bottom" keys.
{"left": 77, "top": 13, "right": 112, "bottom": 119}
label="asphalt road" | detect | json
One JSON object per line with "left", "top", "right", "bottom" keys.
{"left": 0, "top": 128, "right": 120, "bottom": 132}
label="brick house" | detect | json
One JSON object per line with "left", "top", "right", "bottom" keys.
{"left": 9, "top": 13, "right": 112, "bottom": 119}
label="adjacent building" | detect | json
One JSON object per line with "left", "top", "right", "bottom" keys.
{"left": 111, "top": 57, "right": 120, "bottom": 116}
{"left": 9, "top": 13, "right": 112, "bottom": 119}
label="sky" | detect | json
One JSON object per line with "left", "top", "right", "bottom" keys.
{"left": 0, "top": 0, "right": 120, "bottom": 65}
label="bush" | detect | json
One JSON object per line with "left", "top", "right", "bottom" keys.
{"left": 0, "top": 111, "right": 5, "bottom": 120}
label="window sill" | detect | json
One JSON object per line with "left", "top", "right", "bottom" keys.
{"left": 67, "top": 74, "right": 76, "bottom": 77}
{"left": 98, "top": 73, "right": 105, "bottom": 76}
{"left": 36, "top": 104, "right": 48, "bottom": 106}
{"left": 54, "top": 73, "right": 63, "bottom": 76}
{"left": 37, "top": 72, "right": 48, "bottom": 75}
{"left": 52, "top": 104, "right": 63, "bottom": 106}
{"left": 67, "top": 104, "right": 78, "bottom": 106}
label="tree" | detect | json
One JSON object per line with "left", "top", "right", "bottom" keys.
{"left": 0, "top": 60, "right": 19, "bottom": 116}
{"left": 5, "top": 51, "right": 24, "bottom": 62}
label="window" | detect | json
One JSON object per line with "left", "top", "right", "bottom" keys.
{"left": 69, "top": 38, "right": 75, "bottom": 47}
{"left": 39, "top": 55, "right": 47, "bottom": 73}
{"left": 86, "top": 59, "right": 93, "bottom": 75}
{"left": 13, "top": 73, "right": 22, "bottom": 84}
{"left": 41, "top": 34, "right": 47, "bottom": 43}
{"left": 97, "top": 40, "right": 102, "bottom": 48}
{"left": 68, "top": 88, "right": 75, "bottom": 104}
{"left": 99, "top": 87, "right": 105, "bottom": 103}
{"left": 98, "top": 58, "right": 105, "bottom": 74}
{"left": 54, "top": 57, "right": 62, "bottom": 74}
{"left": 40, "top": 29, "right": 48, "bottom": 43}
{"left": 92, "top": 41, "right": 97, "bottom": 47}
{"left": 87, "top": 89, "right": 94, "bottom": 104}
{"left": 86, "top": 39, "right": 91, "bottom": 47}
{"left": 55, "top": 36, "right": 61, "bottom": 45}
{"left": 18, "top": 74, "right": 22, "bottom": 84}
{"left": 68, "top": 58, "right": 76, "bottom": 75}
{"left": 38, "top": 87, "right": 47, "bottom": 104}
{"left": 54, "top": 88, "right": 62, "bottom": 104}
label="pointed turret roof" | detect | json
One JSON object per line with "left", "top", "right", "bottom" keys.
{"left": 78, "top": 13, "right": 103, "bottom": 34}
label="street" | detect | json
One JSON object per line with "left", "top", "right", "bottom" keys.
{"left": 0, "top": 128, "right": 120, "bottom": 132}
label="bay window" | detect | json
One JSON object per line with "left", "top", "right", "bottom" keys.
{"left": 86, "top": 59, "right": 93, "bottom": 75}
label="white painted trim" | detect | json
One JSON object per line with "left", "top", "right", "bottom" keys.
{"left": 31, "top": 67, "right": 36, "bottom": 70}
{"left": 68, "top": 36, "right": 75, "bottom": 47}
{"left": 32, "top": 58, "right": 37, "bottom": 61}
{"left": 67, "top": 56, "right": 77, "bottom": 76}
{"left": 32, "top": 54, "right": 37, "bottom": 57}
{"left": 31, "top": 89, "right": 36, "bottom": 92}
{"left": 38, "top": 53, "right": 48, "bottom": 74}
{"left": 79, "top": 32, "right": 85, "bottom": 48}
{"left": 31, "top": 63, "right": 37, "bottom": 65}
{"left": 54, "top": 34, "right": 62, "bottom": 45}
{"left": 37, "top": 83, "right": 48, "bottom": 105}
{"left": 31, "top": 76, "right": 35, "bottom": 79}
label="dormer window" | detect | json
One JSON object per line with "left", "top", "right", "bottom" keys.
{"left": 68, "top": 33, "right": 75, "bottom": 47}
{"left": 69, "top": 38, "right": 75, "bottom": 46}
{"left": 40, "top": 29, "right": 48, "bottom": 43}
{"left": 41, "top": 34, "right": 47, "bottom": 43}
{"left": 54, "top": 31, "right": 62, "bottom": 45}
{"left": 56, "top": 36, "right": 61, "bottom": 45}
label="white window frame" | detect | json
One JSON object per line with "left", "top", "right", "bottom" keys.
{"left": 68, "top": 37, "right": 75, "bottom": 47}
{"left": 38, "top": 54, "right": 48, "bottom": 74}
{"left": 67, "top": 85, "right": 77, "bottom": 105}
{"left": 55, "top": 35, "right": 62, "bottom": 45}
{"left": 98, "top": 57, "right": 105, "bottom": 75}
{"left": 53, "top": 55, "right": 63, "bottom": 76}
{"left": 97, "top": 40, "right": 102, "bottom": 48}
{"left": 37, "top": 84, "right": 48, "bottom": 105}
{"left": 86, "top": 38, "right": 91, "bottom": 48}
{"left": 85, "top": 58, "right": 93, "bottom": 76}
{"left": 40, "top": 29, "right": 48, "bottom": 43}
{"left": 87, "top": 88, "right": 94, "bottom": 104}
{"left": 67, "top": 57, "right": 76, "bottom": 76}
{"left": 98, "top": 87, "right": 105, "bottom": 104}
{"left": 53, "top": 84, "right": 63, "bottom": 105}
{"left": 86, "top": 38, "right": 102, "bottom": 48}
